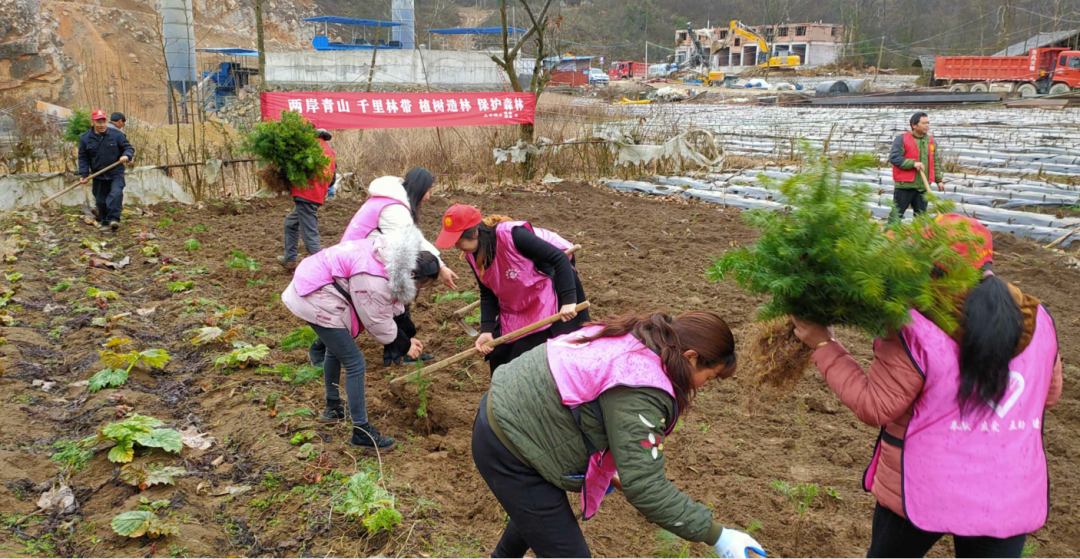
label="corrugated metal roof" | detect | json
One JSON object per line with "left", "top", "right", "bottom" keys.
{"left": 993, "top": 29, "right": 1079, "bottom": 56}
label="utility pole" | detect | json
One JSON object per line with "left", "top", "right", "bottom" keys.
{"left": 255, "top": 0, "right": 266, "bottom": 93}
{"left": 872, "top": 35, "right": 885, "bottom": 84}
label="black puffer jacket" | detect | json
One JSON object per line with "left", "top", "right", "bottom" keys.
{"left": 78, "top": 128, "right": 134, "bottom": 179}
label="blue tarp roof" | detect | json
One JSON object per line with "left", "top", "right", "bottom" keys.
{"left": 302, "top": 16, "right": 401, "bottom": 28}
{"left": 428, "top": 26, "right": 526, "bottom": 35}
{"left": 197, "top": 47, "right": 259, "bottom": 56}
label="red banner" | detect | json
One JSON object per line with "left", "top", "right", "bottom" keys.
{"left": 260, "top": 91, "right": 535, "bottom": 130}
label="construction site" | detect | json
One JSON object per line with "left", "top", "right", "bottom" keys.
{"left": 2, "top": 0, "right": 1080, "bottom": 557}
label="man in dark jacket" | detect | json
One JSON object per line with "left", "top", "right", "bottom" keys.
{"left": 888, "top": 111, "right": 943, "bottom": 223}
{"left": 79, "top": 109, "right": 134, "bottom": 230}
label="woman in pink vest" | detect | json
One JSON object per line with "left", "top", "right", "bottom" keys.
{"left": 315, "top": 168, "right": 456, "bottom": 368}
{"left": 792, "top": 215, "right": 1063, "bottom": 558}
{"left": 281, "top": 225, "right": 440, "bottom": 449}
{"left": 472, "top": 311, "right": 766, "bottom": 558}
{"left": 434, "top": 204, "right": 589, "bottom": 374}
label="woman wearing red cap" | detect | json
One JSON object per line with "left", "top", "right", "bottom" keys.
{"left": 434, "top": 204, "right": 589, "bottom": 374}
{"left": 792, "top": 215, "right": 1063, "bottom": 558}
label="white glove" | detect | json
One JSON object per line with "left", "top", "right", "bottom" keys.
{"left": 715, "top": 527, "right": 766, "bottom": 558}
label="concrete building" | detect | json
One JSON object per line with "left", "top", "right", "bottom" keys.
{"left": 675, "top": 21, "right": 844, "bottom": 70}
{"left": 264, "top": 49, "right": 535, "bottom": 89}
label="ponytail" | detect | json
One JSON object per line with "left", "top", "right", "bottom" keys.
{"left": 957, "top": 275, "right": 1023, "bottom": 414}
{"left": 574, "top": 311, "right": 736, "bottom": 412}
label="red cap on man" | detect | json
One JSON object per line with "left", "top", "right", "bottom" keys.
{"left": 936, "top": 213, "right": 993, "bottom": 270}
{"left": 434, "top": 204, "right": 483, "bottom": 249}
{"left": 91, "top": 109, "right": 108, "bottom": 121}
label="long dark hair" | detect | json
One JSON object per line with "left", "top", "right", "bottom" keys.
{"left": 459, "top": 215, "right": 513, "bottom": 275}
{"left": 956, "top": 275, "right": 1023, "bottom": 414}
{"left": 573, "top": 311, "right": 736, "bottom": 413}
{"left": 402, "top": 167, "right": 435, "bottom": 224}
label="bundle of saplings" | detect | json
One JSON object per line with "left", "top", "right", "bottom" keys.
{"left": 242, "top": 110, "right": 331, "bottom": 194}
{"left": 707, "top": 151, "right": 983, "bottom": 390}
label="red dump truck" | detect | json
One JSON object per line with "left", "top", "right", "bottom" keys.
{"left": 608, "top": 61, "right": 647, "bottom": 80}
{"left": 932, "top": 47, "right": 1080, "bottom": 96}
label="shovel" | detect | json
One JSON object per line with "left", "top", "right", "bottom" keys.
{"left": 391, "top": 301, "right": 590, "bottom": 394}
{"left": 40, "top": 161, "right": 124, "bottom": 211}
{"left": 452, "top": 244, "right": 582, "bottom": 336}
{"left": 919, "top": 168, "right": 944, "bottom": 193}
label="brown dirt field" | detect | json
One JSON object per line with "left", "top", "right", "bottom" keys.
{"left": 0, "top": 182, "right": 1077, "bottom": 558}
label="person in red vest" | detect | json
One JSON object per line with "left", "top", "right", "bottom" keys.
{"left": 279, "top": 129, "right": 337, "bottom": 271}
{"left": 888, "top": 112, "right": 944, "bottom": 224}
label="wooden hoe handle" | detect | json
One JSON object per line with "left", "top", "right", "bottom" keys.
{"left": 392, "top": 301, "right": 591, "bottom": 385}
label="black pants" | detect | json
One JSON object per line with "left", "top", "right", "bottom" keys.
{"left": 472, "top": 394, "right": 591, "bottom": 558}
{"left": 92, "top": 175, "right": 125, "bottom": 225}
{"left": 486, "top": 269, "right": 589, "bottom": 375}
{"left": 889, "top": 188, "right": 928, "bottom": 223}
{"left": 868, "top": 504, "right": 1027, "bottom": 558}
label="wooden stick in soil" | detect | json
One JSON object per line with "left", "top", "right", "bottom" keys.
{"left": 392, "top": 301, "right": 590, "bottom": 386}
{"left": 40, "top": 161, "right": 124, "bottom": 207}
{"left": 1046, "top": 225, "right": 1080, "bottom": 249}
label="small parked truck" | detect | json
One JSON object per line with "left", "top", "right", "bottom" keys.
{"left": 932, "top": 47, "right": 1080, "bottom": 96}
{"left": 608, "top": 61, "right": 647, "bottom": 80}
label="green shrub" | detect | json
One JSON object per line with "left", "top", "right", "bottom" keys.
{"left": 241, "top": 110, "right": 331, "bottom": 189}
{"left": 280, "top": 327, "right": 317, "bottom": 351}
{"left": 62, "top": 108, "right": 91, "bottom": 143}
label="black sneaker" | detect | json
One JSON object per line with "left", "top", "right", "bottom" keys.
{"left": 109, "top": 221, "right": 120, "bottom": 231}
{"left": 403, "top": 352, "right": 435, "bottom": 364}
{"left": 319, "top": 399, "right": 346, "bottom": 422}
{"left": 350, "top": 423, "right": 394, "bottom": 449}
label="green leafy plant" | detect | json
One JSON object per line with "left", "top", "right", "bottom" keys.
{"left": 88, "top": 367, "right": 129, "bottom": 392}
{"left": 242, "top": 109, "right": 332, "bottom": 189}
{"left": 119, "top": 463, "right": 187, "bottom": 490}
{"left": 111, "top": 509, "right": 178, "bottom": 539}
{"left": 226, "top": 251, "right": 260, "bottom": 271}
{"left": 186, "top": 224, "right": 209, "bottom": 233}
{"left": 50, "top": 280, "right": 73, "bottom": 292}
{"left": 654, "top": 529, "right": 706, "bottom": 559}
{"left": 409, "top": 359, "right": 432, "bottom": 419}
{"left": 141, "top": 244, "right": 161, "bottom": 257}
{"left": 465, "top": 308, "right": 481, "bottom": 325}
{"left": 98, "top": 339, "right": 171, "bottom": 375}
{"left": 62, "top": 108, "right": 91, "bottom": 143}
{"left": 256, "top": 363, "right": 322, "bottom": 385}
{"left": 93, "top": 414, "right": 183, "bottom": 463}
{"left": 183, "top": 239, "right": 202, "bottom": 251}
{"left": 156, "top": 218, "right": 175, "bottom": 228}
{"left": 336, "top": 471, "right": 402, "bottom": 535}
{"left": 85, "top": 287, "right": 119, "bottom": 301}
{"left": 432, "top": 290, "right": 478, "bottom": 304}
{"left": 214, "top": 341, "right": 270, "bottom": 369}
{"left": 167, "top": 281, "right": 194, "bottom": 293}
{"left": 280, "top": 327, "right": 317, "bottom": 351}
{"left": 707, "top": 150, "right": 982, "bottom": 388}
{"left": 744, "top": 519, "right": 763, "bottom": 537}
{"left": 5, "top": 272, "right": 23, "bottom": 282}
{"left": 771, "top": 480, "right": 819, "bottom": 517}
{"left": 1022, "top": 541, "right": 1040, "bottom": 558}
{"left": 50, "top": 439, "right": 96, "bottom": 472}
{"left": 289, "top": 431, "right": 315, "bottom": 445}
{"left": 279, "top": 406, "right": 315, "bottom": 419}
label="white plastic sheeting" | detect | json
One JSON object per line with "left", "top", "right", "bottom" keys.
{"left": 0, "top": 166, "right": 194, "bottom": 211}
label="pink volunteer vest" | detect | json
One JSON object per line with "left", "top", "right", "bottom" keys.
{"left": 466, "top": 221, "right": 573, "bottom": 341}
{"left": 340, "top": 196, "right": 407, "bottom": 243}
{"left": 292, "top": 239, "right": 388, "bottom": 337}
{"left": 546, "top": 326, "right": 677, "bottom": 519}
{"left": 865, "top": 307, "right": 1056, "bottom": 537}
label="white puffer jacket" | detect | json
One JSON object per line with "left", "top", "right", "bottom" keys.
{"left": 367, "top": 176, "right": 442, "bottom": 266}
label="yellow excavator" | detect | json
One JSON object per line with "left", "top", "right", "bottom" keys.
{"left": 721, "top": 20, "right": 801, "bottom": 69}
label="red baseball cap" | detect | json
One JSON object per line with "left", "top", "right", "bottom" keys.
{"left": 91, "top": 109, "right": 107, "bottom": 121}
{"left": 435, "top": 204, "right": 482, "bottom": 249}
{"left": 936, "top": 213, "right": 993, "bottom": 270}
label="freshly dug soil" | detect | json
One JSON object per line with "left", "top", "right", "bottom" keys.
{"left": 0, "top": 182, "right": 1077, "bottom": 558}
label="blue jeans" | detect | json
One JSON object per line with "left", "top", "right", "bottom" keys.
{"left": 92, "top": 175, "right": 125, "bottom": 224}
{"left": 310, "top": 323, "right": 367, "bottom": 425}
